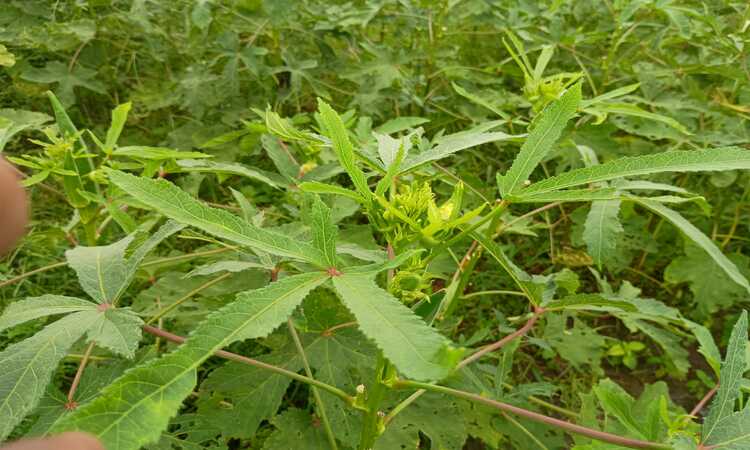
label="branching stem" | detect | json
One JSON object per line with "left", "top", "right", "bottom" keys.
{"left": 287, "top": 318, "right": 338, "bottom": 450}
{"left": 141, "top": 325, "right": 354, "bottom": 405}
{"left": 66, "top": 341, "right": 96, "bottom": 409}
{"left": 393, "top": 379, "right": 672, "bottom": 450}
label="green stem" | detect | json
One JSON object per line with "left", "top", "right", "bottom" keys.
{"left": 145, "top": 272, "right": 232, "bottom": 323}
{"left": 393, "top": 380, "right": 671, "bottom": 450}
{"left": 287, "top": 319, "right": 338, "bottom": 450}
{"left": 358, "top": 354, "right": 389, "bottom": 450}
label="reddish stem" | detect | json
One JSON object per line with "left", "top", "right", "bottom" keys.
{"left": 66, "top": 341, "right": 96, "bottom": 409}
{"left": 458, "top": 307, "right": 544, "bottom": 369}
{"left": 690, "top": 384, "right": 719, "bottom": 418}
{"left": 396, "top": 380, "right": 671, "bottom": 449}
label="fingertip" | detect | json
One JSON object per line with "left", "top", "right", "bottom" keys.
{"left": 51, "top": 432, "right": 105, "bottom": 450}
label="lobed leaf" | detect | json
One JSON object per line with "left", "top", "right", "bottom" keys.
{"left": 55, "top": 272, "right": 328, "bottom": 449}
{"left": 0, "top": 311, "right": 101, "bottom": 440}
{"left": 0, "top": 295, "right": 96, "bottom": 332}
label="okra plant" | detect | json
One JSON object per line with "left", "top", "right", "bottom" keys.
{"left": 1, "top": 83, "right": 750, "bottom": 450}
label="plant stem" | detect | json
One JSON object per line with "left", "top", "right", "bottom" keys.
{"left": 458, "top": 307, "right": 544, "bottom": 369}
{"left": 145, "top": 272, "right": 232, "bottom": 324}
{"left": 394, "top": 380, "right": 671, "bottom": 450}
{"left": 358, "top": 354, "right": 389, "bottom": 450}
{"left": 460, "top": 290, "right": 527, "bottom": 299}
{"left": 287, "top": 318, "right": 338, "bottom": 450}
{"left": 0, "top": 261, "right": 68, "bottom": 289}
{"left": 141, "top": 325, "right": 354, "bottom": 404}
{"left": 386, "top": 307, "right": 548, "bottom": 424}
{"left": 66, "top": 341, "right": 96, "bottom": 408}
{"left": 690, "top": 384, "right": 719, "bottom": 418}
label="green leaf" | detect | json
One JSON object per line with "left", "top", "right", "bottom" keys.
{"left": 262, "top": 134, "right": 301, "bottom": 180}
{"left": 375, "top": 116, "right": 429, "bottom": 134}
{"left": 0, "top": 109, "right": 52, "bottom": 153}
{"left": 332, "top": 272, "right": 460, "bottom": 381}
{"left": 196, "top": 350, "right": 300, "bottom": 440}
{"left": 635, "top": 198, "right": 750, "bottom": 293}
{"left": 401, "top": 130, "right": 517, "bottom": 173}
{"left": 0, "top": 295, "right": 95, "bottom": 332}
{"left": 46, "top": 91, "right": 95, "bottom": 208}
{"left": 56, "top": 272, "right": 328, "bottom": 449}
{"left": 105, "top": 102, "right": 131, "bottom": 152}
{"left": 665, "top": 243, "right": 750, "bottom": 316}
{"left": 298, "top": 181, "right": 364, "bottom": 203}
{"left": 499, "top": 83, "right": 581, "bottom": 196}
{"left": 452, "top": 82, "right": 509, "bottom": 119}
{"left": 704, "top": 407, "right": 750, "bottom": 449}
{"left": 0, "top": 44, "right": 15, "bottom": 67}
{"left": 261, "top": 408, "right": 330, "bottom": 450}
{"left": 309, "top": 195, "right": 338, "bottom": 268}
{"left": 522, "top": 147, "right": 750, "bottom": 195}
{"left": 175, "top": 159, "right": 285, "bottom": 189}
{"left": 594, "top": 379, "right": 644, "bottom": 439}
{"left": 113, "top": 147, "right": 211, "bottom": 161}
{"left": 543, "top": 294, "right": 636, "bottom": 312}
{"left": 65, "top": 221, "right": 184, "bottom": 304}
{"left": 66, "top": 234, "right": 136, "bottom": 304}
{"left": 0, "top": 311, "right": 100, "bottom": 440}
{"left": 583, "top": 200, "right": 624, "bottom": 268}
{"left": 376, "top": 392, "right": 468, "bottom": 450}
{"left": 317, "top": 100, "right": 371, "bottom": 201}
{"left": 469, "top": 231, "right": 540, "bottom": 304}
{"left": 85, "top": 308, "right": 143, "bottom": 359}
{"left": 509, "top": 188, "right": 621, "bottom": 203}
{"left": 108, "top": 170, "right": 326, "bottom": 266}
{"left": 703, "top": 311, "right": 748, "bottom": 441}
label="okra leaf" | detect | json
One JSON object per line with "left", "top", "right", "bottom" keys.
{"left": 0, "top": 311, "right": 101, "bottom": 440}
{"left": 332, "top": 272, "right": 461, "bottom": 381}
{"left": 55, "top": 271, "right": 328, "bottom": 450}
{"left": 635, "top": 198, "right": 750, "bottom": 293}
{"left": 583, "top": 199, "right": 624, "bottom": 269}
{"left": 0, "top": 295, "right": 96, "bottom": 332}
{"left": 522, "top": 147, "right": 750, "bottom": 195}
{"left": 703, "top": 311, "right": 748, "bottom": 442}
{"left": 108, "top": 170, "right": 326, "bottom": 266}
{"left": 499, "top": 83, "right": 581, "bottom": 196}
{"left": 317, "top": 100, "right": 371, "bottom": 202}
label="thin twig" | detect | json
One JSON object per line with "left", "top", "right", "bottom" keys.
{"left": 142, "top": 325, "right": 354, "bottom": 404}
{"left": 690, "top": 384, "right": 719, "bottom": 418}
{"left": 146, "top": 272, "right": 233, "bottom": 324}
{"left": 395, "top": 380, "right": 671, "bottom": 450}
{"left": 458, "top": 307, "right": 544, "bottom": 369}
{"left": 288, "top": 319, "right": 338, "bottom": 450}
{"left": 66, "top": 341, "right": 96, "bottom": 409}
{"left": 0, "top": 262, "right": 68, "bottom": 289}
{"left": 386, "top": 307, "right": 547, "bottom": 424}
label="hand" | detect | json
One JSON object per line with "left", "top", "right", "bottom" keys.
{"left": 0, "top": 433, "right": 104, "bottom": 450}
{"left": 0, "top": 157, "right": 28, "bottom": 254}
